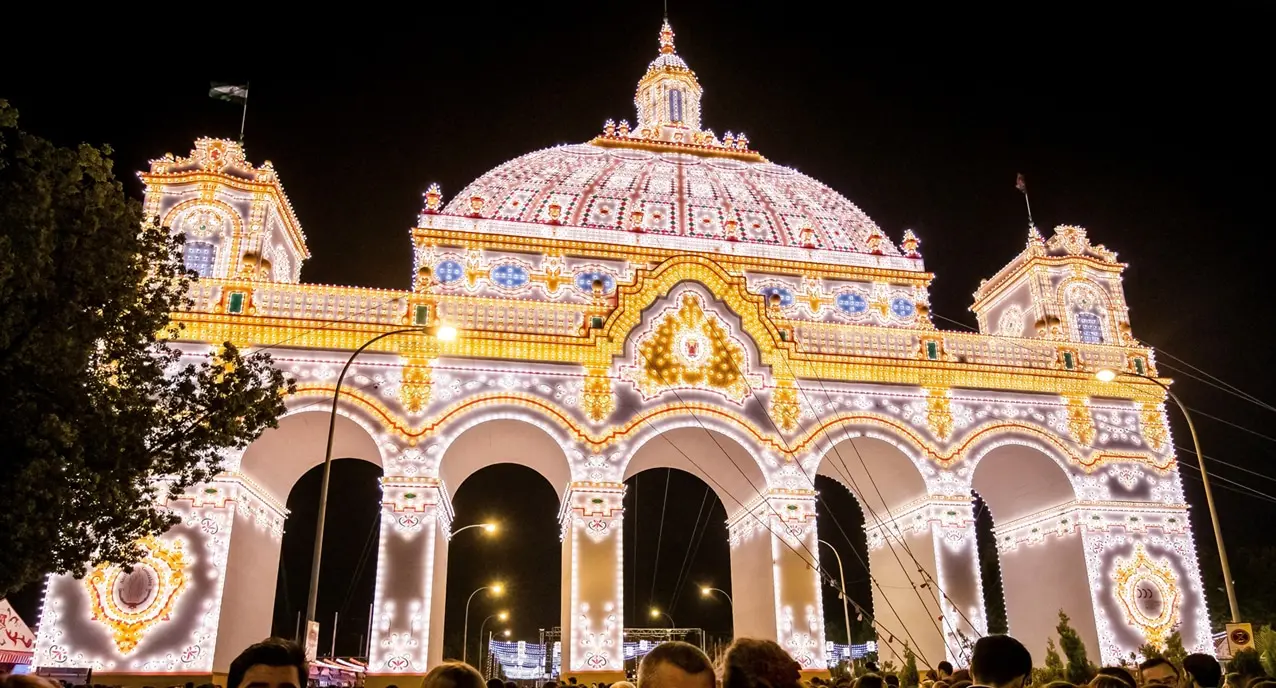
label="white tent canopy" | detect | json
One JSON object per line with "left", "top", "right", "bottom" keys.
{"left": 0, "top": 598, "right": 36, "bottom": 665}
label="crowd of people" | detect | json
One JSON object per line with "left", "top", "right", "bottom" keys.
{"left": 1, "top": 633, "right": 1271, "bottom": 688}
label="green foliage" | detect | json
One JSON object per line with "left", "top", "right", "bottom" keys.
{"left": 1229, "top": 648, "right": 1266, "bottom": 680}
{"left": 1164, "top": 631, "right": 1187, "bottom": 668}
{"left": 1257, "top": 626, "right": 1276, "bottom": 678}
{"left": 0, "top": 101, "right": 293, "bottom": 595}
{"left": 1140, "top": 642, "right": 1165, "bottom": 661}
{"left": 1032, "top": 637, "right": 1065, "bottom": 685}
{"left": 1199, "top": 545, "right": 1276, "bottom": 631}
{"left": 1057, "top": 610, "right": 1096, "bottom": 684}
{"left": 901, "top": 644, "right": 920, "bottom": 688}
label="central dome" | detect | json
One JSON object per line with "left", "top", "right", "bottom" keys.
{"left": 442, "top": 20, "right": 901, "bottom": 258}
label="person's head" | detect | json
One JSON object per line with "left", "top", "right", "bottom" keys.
{"left": 938, "top": 663, "right": 954, "bottom": 680}
{"left": 227, "top": 638, "right": 307, "bottom": 688}
{"left": 569, "top": 680, "right": 578, "bottom": 686}
{"left": 854, "top": 677, "right": 884, "bottom": 688}
{"left": 489, "top": 680, "right": 504, "bottom": 688}
{"left": 1141, "top": 658, "right": 1181, "bottom": 688}
{"left": 885, "top": 676, "right": 900, "bottom": 688}
{"left": 1223, "top": 675, "right": 1240, "bottom": 688}
{"left": 1096, "top": 667, "right": 1136, "bottom": 688}
{"left": 422, "top": 662, "right": 485, "bottom": 688}
{"left": 1183, "top": 654, "right": 1223, "bottom": 688}
{"left": 613, "top": 682, "right": 636, "bottom": 688}
{"left": 1043, "top": 682, "right": 1075, "bottom": 688}
{"left": 0, "top": 676, "right": 64, "bottom": 688}
{"left": 545, "top": 682, "right": 559, "bottom": 688}
{"left": 1230, "top": 651, "right": 1265, "bottom": 681}
{"left": 638, "top": 641, "right": 715, "bottom": 688}
{"left": 925, "top": 672, "right": 938, "bottom": 683}
{"left": 1089, "top": 677, "right": 1129, "bottom": 688}
{"left": 506, "top": 682, "right": 517, "bottom": 688}
{"left": 950, "top": 681, "right": 971, "bottom": 688}
{"left": 949, "top": 671, "right": 970, "bottom": 684}
{"left": 970, "top": 635, "right": 1033, "bottom": 688}
{"left": 720, "top": 638, "right": 802, "bottom": 688}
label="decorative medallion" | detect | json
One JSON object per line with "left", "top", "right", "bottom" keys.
{"left": 1112, "top": 544, "right": 1181, "bottom": 647}
{"left": 84, "top": 536, "right": 190, "bottom": 655}
{"left": 623, "top": 292, "right": 758, "bottom": 403}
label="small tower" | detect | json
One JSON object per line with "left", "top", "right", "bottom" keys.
{"left": 972, "top": 225, "right": 1135, "bottom": 346}
{"left": 633, "top": 19, "right": 704, "bottom": 137}
{"left": 140, "top": 138, "right": 309, "bottom": 282}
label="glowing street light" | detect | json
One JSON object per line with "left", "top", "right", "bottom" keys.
{"left": 478, "top": 610, "right": 511, "bottom": 671}
{"left": 704, "top": 584, "right": 734, "bottom": 605}
{"left": 650, "top": 607, "right": 675, "bottom": 627}
{"left": 1095, "top": 367, "right": 1239, "bottom": 621}
{"left": 463, "top": 583, "right": 505, "bottom": 665}
{"left": 305, "top": 322, "right": 460, "bottom": 633}
{"left": 453, "top": 522, "right": 499, "bottom": 537}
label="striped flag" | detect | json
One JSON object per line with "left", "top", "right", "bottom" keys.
{"left": 1015, "top": 173, "right": 1027, "bottom": 194}
{"left": 209, "top": 82, "right": 248, "bottom": 103}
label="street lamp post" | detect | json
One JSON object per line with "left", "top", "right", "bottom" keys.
{"left": 453, "top": 523, "right": 498, "bottom": 537}
{"left": 478, "top": 611, "right": 509, "bottom": 676}
{"left": 304, "top": 323, "right": 457, "bottom": 633}
{"left": 463, "top": 584, "right": 504, "bottom": 665}
{"left": 818, "top": 539, "right": 852, "bottom": 650}
{"left": 1097, "top": 368, "right": 1240, "bottom": 622}
{"left": 700, "top": 587, "right": 733, "bottom": 606}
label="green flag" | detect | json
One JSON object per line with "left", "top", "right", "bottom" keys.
{"left": 209, "top": 82, "right": 248, "bottom": 103}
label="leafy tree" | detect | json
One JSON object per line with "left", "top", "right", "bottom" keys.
{"left": 1256, "top": 626, "right": 1276, "bottom": 678}
{"left": 1032, "top": 637, "right": 1065, "bottom": 685}
{"left": 901, "top": 644, "right": 920, "bottom": 688}
{"left": 1057, "top": 610, "right": 1096, "bottom": 684}
{"left": 1228, "top": 648, "right": 1267, "bottom": 682}
{"left": 1164, "top": 631, "right": 1187, "bottom": 668}
{"left": 0, "top": 101, "right": 292, "bottom": 596}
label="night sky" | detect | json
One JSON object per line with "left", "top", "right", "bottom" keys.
{"left": 4, "top": 3, "right": 1274, "bottom": 655}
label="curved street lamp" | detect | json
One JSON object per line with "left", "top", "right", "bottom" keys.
{"left": 463, "top": 583, "right": 505, "bottom": 664}
{"left": 649, "top": 608, "right": 675, "bottom": 627}
{"left": 818, "top": 539, "right": 852, "bottom": 651}
{"left": 1096, "top": 367, "right": 1239, "bottom": 622}
{"left": 478, "top": 610, "right": 509, "bottom": 674}
{"left": 700, "top": 587, "right": 733, "bottom": 606}
{"left": 454, "top": 522, "right": 498, "bottom": 537}
{"left": 305, "top": 323, "right": 458, "bottom": 632}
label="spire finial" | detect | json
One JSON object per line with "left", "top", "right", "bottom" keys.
{"left": 659, "top": 18, "right": 675, "bottom": 54}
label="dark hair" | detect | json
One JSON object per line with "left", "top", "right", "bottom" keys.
{"left": 422, "top": 662, "right": 485, "bottom": 688}
{"left": 855, "top": 676, "right": 885, "bottom": 688}
{"left": 1044, "top": 682, "right": 1075, "bottom": 688}
{"left": 885, "top": 676, "right": 900, "bottom": 688}
{"left": 1141, "top": 658, "right": 1181, "bottom": 680}
{"left": 488, "top": 680, "right": 505, "bottom": 688}
{"left": 950, "top": 682, "right": 971, "bottom": 688}
{"left": 1096, "top": 667, "right": 1137, "bottom": 688}
{"left": 569, "top": 680, "right": 578, "bottom": 686}
{"left": 938, "top": 663, "right": 954, "bottom": 676}
{"left": 227, "top": 638, "right": 307, "bottom": 688}
{"left": 506, "top": 682, "right": 517, "bottom": 688}
{"left": 720, "top": 638, "right": 801, "bottom": 688}
{"left": 925, "top": 671, "right": 938, "bottom": 682}
{"left": 950, "top": 671, "right": 970, "bottom": 683}
{"left": 1183, "top": 656, "right": 1222, "bottom": 688}
{"left": 970, "top": 635, "right": 1032, "bottom": 688}
{"left": 640, "top": 641, "right": 714, "bottom": 686}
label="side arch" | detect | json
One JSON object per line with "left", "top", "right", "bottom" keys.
{"left": 968, "top": 435, "right": 1098, "bottom": 665}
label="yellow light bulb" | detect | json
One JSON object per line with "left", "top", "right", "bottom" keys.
{"left": 491, "top": 583, "right": 504, "bottom": 596}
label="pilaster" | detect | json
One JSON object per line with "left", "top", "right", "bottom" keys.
{"left": 558, "top": 483, "right": 625, "bottom": 682}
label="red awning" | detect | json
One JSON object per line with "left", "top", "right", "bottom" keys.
{"left": 0, "top": 650, "right": 33, "bottom": 664}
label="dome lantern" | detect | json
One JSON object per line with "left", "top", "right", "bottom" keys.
{"left": 634, "top": 19, "right": 704, "bottom": 136}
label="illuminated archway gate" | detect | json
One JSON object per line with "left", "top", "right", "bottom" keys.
{"left": 36, "top": 28, "right": 1211, "bottom": 686}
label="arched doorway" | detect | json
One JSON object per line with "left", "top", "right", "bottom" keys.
{"left": 813, "top": 433, "right": 971, "bottom": 668}
{"left": 970, "top": 440, "right": 1096, "bottom": 665}
{"left": 621, "top": 465, "right": 732, "bottom": 668}
{"left": 431, "top": 416, "right": 574, "bottom": 670}
{"left": 217, "top": 409, "right": 385, "bottom": 671}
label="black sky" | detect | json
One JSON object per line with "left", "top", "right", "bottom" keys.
{"left": 4, "top": 3, "right": 1275, "bottom": 644}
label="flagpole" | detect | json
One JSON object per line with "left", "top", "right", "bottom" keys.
{"left": 1023, "top": 190, "right": 1034, "bottom": 228}
{"left": 239, "top": 81, "right": 250, "bottom": 142}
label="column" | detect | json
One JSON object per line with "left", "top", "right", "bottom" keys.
{"left": 864, "top": 498, "right": 985, "bottom": 667}
{"left": 728, "top": 490, "right": 827, "bottom": 675}
{"left": 559, "top": 482, "right": 625, "bottom": 682}
{"left": 366, "top": 477, "right": 452, "bottom": 688}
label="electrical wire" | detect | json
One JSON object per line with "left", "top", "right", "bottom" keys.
{"left": 648, "top": 468, "right": 673, "bottom": 610}
{"left": 1155, "top": 348, "right": 1275, "bottom": 410}
{"left": 668, "top": 486, "right": 713, "bottom": 614}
